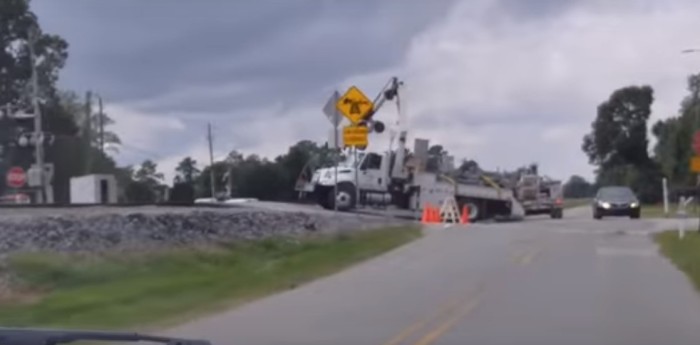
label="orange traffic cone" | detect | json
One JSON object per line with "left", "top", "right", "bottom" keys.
{"left": 422, "top": 204, "right": 440, "bottom": 224}
{"left": 460, "top": 205, "right": 470, "bottom": 224}
{"left": 433, "top": 206, "right": 442, "bottom": 223}
{"left": 421, "top": 205, "right": 431, "bottom": 223}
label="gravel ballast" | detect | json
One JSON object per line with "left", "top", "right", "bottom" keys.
{"left": 0, "top": 206, "right": 408, "bottom": 258}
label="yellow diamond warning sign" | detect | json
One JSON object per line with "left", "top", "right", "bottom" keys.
{"left": 343, "top": 125, "right": 368, "bottom": 147}
{"left": 336, "top": 86, "right": 373, "bottom": 125}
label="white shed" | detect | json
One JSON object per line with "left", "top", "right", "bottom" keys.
{"left": 70, "top": 174, "right": 118, "bottom": 204}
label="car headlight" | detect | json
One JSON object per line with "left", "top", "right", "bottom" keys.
{"left": 630, "top": 202, "right": 639, "bottom": 208}
{"left": 600, "top": 202, "right": 611, "bottom": 209}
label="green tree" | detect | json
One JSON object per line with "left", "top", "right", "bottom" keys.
{"left": 582, "top": 85, "right": 661, "bottom": 202}
{"left": 275, "top": 140, "right": 333, "bottom": 199}
{"left": 123, "top": 160, "right": 164, "bottom": 203}
{"left": 0, "top": 1, "right": 129, "bottom": 204}
{"left": 174, "top": 156, "right": 200, "bottom": 183}
{"left": 563, "top": 175, "right": 595, "bottom": 198}
{"left": 170, "top": 157, "right": 199, "bottom": 203}
{"left": 582, "top": 85, "right": 654, "bottom": 171}
{"left": 89, "top": 110, "right": 121, "bottom": 153}
{"left": 134, "top": 159, "right": 164, "bottom": 187}
{"left": 652, "top": 73, "right": 700, "bottom": 187}
{"left": 196, "top": 161, "right": 229, "bottom": 198}
{"left": 0, "top": 0, "right": 68, "bottom": 107}
{"left": 195, "top": 141, "right": 335, "bottom": 201}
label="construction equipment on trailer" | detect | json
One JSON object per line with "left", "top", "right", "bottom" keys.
{"left": 495, "top": 164, "right": 563, "bottom": 218}
{"left": 451, "top": 161, "right": 564, "bottom": 219}
{"left": 295, "top": 77, "right": 525, "bottom": 222}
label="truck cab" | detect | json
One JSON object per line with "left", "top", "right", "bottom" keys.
{"left": 310, "top": 150, "right": 405, "bottom": 211}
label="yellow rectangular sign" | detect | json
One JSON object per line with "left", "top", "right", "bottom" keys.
{"left": 343, "top": 125, "right": 368, "bottom": 147}
{"left": 691, "top": 156, "right": 700, "bottom": 173}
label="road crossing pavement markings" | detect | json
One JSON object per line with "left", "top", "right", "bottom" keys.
{"left": 595, "top": 246, "right": 657, "bottom": 257}
{"left": 383, "top": 239, "right": 544, "bottom": 345}
{"left": 510, "top": 243, "right": 545, "bottom": 265}
{"left": 380, "top": 290, "right": 483, "bottom": 345}
{"left": 411, "top": 297, "right": 481, "bottom": 345}
{"left": 551, "top": 228, "right": 653, "bottom": 236}
{"left": 514, "top": 246, "right": 544, "bottom": 265}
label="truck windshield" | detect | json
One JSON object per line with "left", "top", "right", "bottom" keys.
{"left": 338, "top": 153, "right": 365, "bottom": 168}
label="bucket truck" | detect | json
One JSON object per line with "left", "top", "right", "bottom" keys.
{"left": 295, "top": 78, "right": 525, "bottom": 222}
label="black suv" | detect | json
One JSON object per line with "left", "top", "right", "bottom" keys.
{"left": 592, "top": 186, "right": 641, "bottom": 219}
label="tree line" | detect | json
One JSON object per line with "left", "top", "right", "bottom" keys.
{"left": 575, "top": 73, "right": 700, "bottom": 203}
{"left": 140, "top": 141, "right": 336, "bottom": 204}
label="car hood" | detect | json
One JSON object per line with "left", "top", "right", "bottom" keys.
{"left": 598, "top": 197, "right": 638, "bottom": 204}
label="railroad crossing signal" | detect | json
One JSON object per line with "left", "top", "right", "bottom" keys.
{"left": 336, "top": 86, "right": 374, "bottom": 125}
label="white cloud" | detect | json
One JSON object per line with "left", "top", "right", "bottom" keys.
{"left": 107, "top": 104, "right": 186, "bottom": 163}
{"left": 108, "top": 0, "right": 700, "bottom": 183}
{"left": 389, "top": 0, "right": 700, "bottom": 180}
{"left": 124, "top": 81, "right": 265, "bottom": 114}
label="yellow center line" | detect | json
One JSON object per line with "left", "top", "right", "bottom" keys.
{"left": 380, "top": 291, "right": 476, "bottom": 345}
{"left": 520, "top": 246, "right": 544, "bottom": 265}
{"left": 513, "top": 246, "right": 545, "bottom": 265}
{"left": 411, "top": 295, "right": 482, "bottom": 345}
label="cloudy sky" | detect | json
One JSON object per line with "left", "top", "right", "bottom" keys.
{"left": 32, "top": 0, "right": 700, "bottom": 183}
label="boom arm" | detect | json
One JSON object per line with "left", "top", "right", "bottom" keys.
{"left": 362, "top": 77, "right": 408, "bottom": 179}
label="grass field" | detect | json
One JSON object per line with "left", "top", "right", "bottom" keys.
{"left": 0, "top": 225, "right": 421, "bottom": 330}
{"left": 642, "top": 204, "right": 700, "bottom": 218}
{"left": 563, "top": 198, "right": 591, "bottom": 209}
{"left": 654, "top": 230, "right": 700, "bottom": 292}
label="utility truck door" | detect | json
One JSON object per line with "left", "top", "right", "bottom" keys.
{"left": 359, "top": 153, "right": 385, "bottom": 191}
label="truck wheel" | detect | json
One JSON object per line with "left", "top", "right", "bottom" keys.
{"left": 550, "top": 209, "right": 563, "bottom": 219}
{"left": 462, "top": 201, "right": 480, "bottom": 221}
{"left": 328, "top": 183, "right": 356, "bottom": 211}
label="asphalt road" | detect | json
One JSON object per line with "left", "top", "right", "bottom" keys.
{"left": 166, "top": 207, "right": 700, "bottom": 345}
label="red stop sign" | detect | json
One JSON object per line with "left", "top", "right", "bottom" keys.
{"left": 6, "top": 166, "right": 26, "bottom": 189}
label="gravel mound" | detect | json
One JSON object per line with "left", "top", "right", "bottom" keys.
{"left": 0, "top": 209, "right": 407, "bottom": 257}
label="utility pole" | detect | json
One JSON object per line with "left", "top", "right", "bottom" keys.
{"left": 84, "top": 91, "right": 92, "bottom": 174}
{"left": 227, "top": 164, "right": 233, "bottom": 198}
{"left": 28, "top": 27, "right": 45, "bottom": 204}
{"left": 97, "top": 94, "right": 105, "bottom": 155}
{"left": 207, "top": 123, "right": 216, "bottom": 199}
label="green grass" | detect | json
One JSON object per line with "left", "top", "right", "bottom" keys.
{"left": 654, "top": 230, "right": 700, "bottom": 292}
{"left": 642, "top": 204, "right": 700, "bottom": 218}
{"left": 563, "top": 198, "right": 591, "bottom": 209}
{"left": 0, "top": 225, "right": 421, "bottom": 330}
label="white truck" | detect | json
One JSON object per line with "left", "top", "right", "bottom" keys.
{"left": 299, "top": 142, "right": 524, "bottom": 221}
{"left": 296, "top": 78, "right": 524, "bottom": 221}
